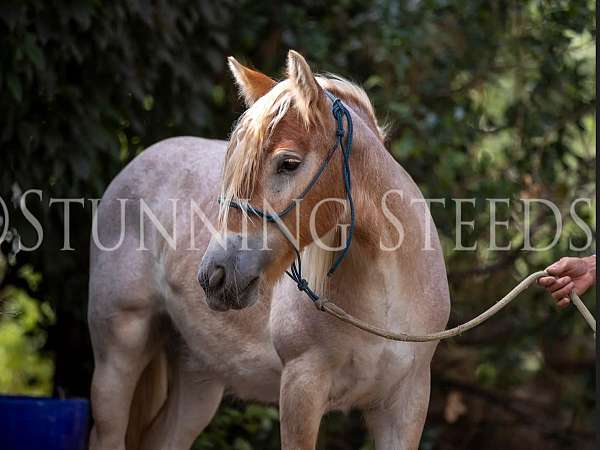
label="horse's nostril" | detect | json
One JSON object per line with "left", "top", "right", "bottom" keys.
{"left": 208, "top": 266, "right": 225, "bottom": 289}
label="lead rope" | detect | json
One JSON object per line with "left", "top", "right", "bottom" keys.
{"left": 222, "top": 93, "right": 595, "bottom": 341}
{"left": 312, "top": 270, "right": 596, "bottom": 342}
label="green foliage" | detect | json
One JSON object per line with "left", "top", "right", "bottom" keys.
{"left": 193, "top": 404, "right": 280, "bottom": 450}
{"left": 0, "top": 263, "right": 55, "bottom": 395}
{"left": 0, "top": 0, "right": 595, "bottom": 448}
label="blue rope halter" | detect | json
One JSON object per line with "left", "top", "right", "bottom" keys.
{"left": 221, "top": 91, "right": 355, "bottom": 305}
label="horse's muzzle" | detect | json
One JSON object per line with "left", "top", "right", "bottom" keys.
{"left": 198, "top": 233, "right": 269, "bottom": 311}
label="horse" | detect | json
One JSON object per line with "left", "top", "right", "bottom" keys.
{"left": 88, "top": 50, "right": 450, "bottom": 450}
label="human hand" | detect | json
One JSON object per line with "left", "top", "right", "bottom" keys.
{"left": 537, "top": 256, "right": 596, "bottom": 307}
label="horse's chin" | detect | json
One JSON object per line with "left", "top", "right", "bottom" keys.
{"left": 204, "top": 277, "right": 261, "bottom": 311}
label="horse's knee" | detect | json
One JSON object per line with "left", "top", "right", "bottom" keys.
{"left": 365, "top": 370, "right": 431, "bottom": 450}
{"left": 279, "top": 357, "right": 331, "bottom": 450}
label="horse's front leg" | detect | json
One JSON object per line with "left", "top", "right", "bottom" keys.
{"left": 279, "top": 354, "right": 332, "bottom": 450}
{"left": 364, "top": 368, "right": 431, "bottom": 450}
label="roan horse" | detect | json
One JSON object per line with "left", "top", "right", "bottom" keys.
{"left": 88, "top": 50, "right": 450, "bottom": 450}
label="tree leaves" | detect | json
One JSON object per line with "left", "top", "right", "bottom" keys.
{"left": 0, "top": 0, "right": 595, "bottom": 448}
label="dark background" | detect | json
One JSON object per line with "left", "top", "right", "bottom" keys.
{"left": 0, "top": 1, "right": 595, "bottom": 449}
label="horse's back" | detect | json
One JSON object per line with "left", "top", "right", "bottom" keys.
{"left": 97, "top": 136, "right": 226, "bottom": 218}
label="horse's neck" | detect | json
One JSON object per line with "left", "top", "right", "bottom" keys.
{"left": 324, "top": 121, "right": 429, "bottom": 323}
{"left": 325, "top": 238, "right": 412, "bottom": 327}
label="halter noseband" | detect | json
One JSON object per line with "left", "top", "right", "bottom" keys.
{"left": 220, "top": 91, "right": 355, "bottom": 304}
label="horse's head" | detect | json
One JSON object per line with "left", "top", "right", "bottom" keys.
{"left": 199, "top": 50, "right": 383, "bottom": 311}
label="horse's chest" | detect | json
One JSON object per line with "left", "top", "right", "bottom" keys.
{"left": 328, "top": 343, "right": 416, "bottom": 412}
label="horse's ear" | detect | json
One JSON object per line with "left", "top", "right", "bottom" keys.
{"left": 228, "top": 57, "right": 276, "bottom": 107}
{"left": 286, "top": 50, "right": 325, "bottom": 117}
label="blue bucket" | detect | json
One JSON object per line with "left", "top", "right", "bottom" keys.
{"left": 0, "top": 395, "right": 89, "bottom": 450}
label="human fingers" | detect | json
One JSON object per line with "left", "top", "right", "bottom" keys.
{"left": 549, "top": 276, "right": 572, "bottom": 293}
{"left": 551, "top": 281, "right": 575, "bottom": 301}
{"left": 537, "top": 276, "right": 556, "bottom": 287}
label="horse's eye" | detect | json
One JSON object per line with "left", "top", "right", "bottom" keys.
{"left": 278, "top": 158, "right": 301, "bottom": 173}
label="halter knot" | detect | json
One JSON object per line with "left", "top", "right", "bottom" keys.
{"left": 296, "top": 278, "right": 309, "bottom": 291}
{"left": 331, "top": 99, "right": 345, "bottom": 137}
{"left": 292, "top": 277, "right": 320, "bottom": 302}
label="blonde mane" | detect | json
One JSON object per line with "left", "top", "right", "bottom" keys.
{"left": 220, "top": 75, "right": 383, "bottom": 295}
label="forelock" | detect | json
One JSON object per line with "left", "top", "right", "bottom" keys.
{"left": 218, "top": 74, "right": 383, "bottom": 226}
{"left": 219, "top": 80, "right": 320, "bottom": 225}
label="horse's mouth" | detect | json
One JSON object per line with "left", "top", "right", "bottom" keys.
{"left": 204, "top": 276, "right": 260, "bottom": 311}
{"left": 230, "top": 277, "right": 259, "bottom": 310}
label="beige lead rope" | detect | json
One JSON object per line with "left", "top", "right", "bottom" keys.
{"left": 314, "top": 270, "right": 596, "bottom": 342}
